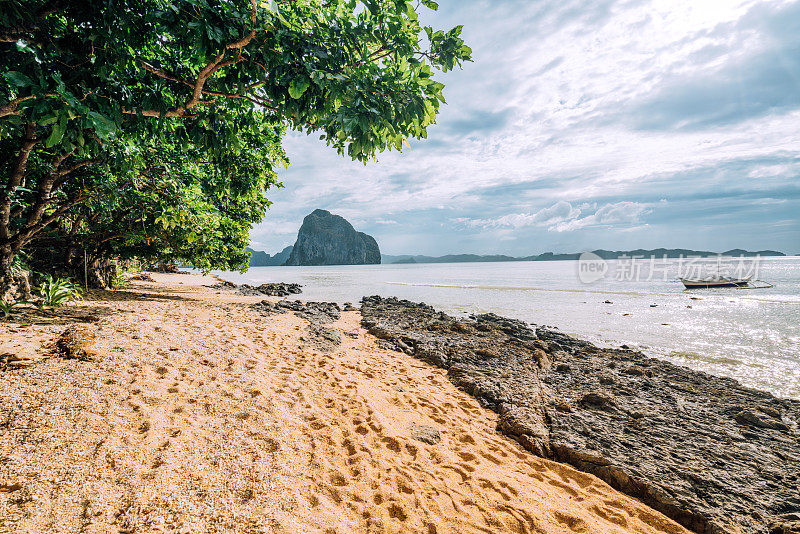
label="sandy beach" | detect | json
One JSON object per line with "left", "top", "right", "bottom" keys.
{"left": 0, "top": 273, "right": 690, "bottom": 533}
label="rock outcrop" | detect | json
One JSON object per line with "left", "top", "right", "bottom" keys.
{"left": 237, "top": 282, "right": 302, "bottom": 297}
{"left": 251, "top": 299, "right": 342, "bottom": 352}
{"left": 284, "top": 210, "right": 381, "bottom": 266}
{"left": 360, "top": 296, "right": 800, "bottom": 534}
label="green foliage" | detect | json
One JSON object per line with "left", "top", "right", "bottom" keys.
{"left": 36, "top": 275, "right": 82, "bottom": 308}
{"left": 0, "top": 0, "right": 470, "bottom": 275}
{"left": 0, "top": 298, "right": 20, "bottom": 318}
{"left": 112, "top": 269, "right": 130, "bottom": 289}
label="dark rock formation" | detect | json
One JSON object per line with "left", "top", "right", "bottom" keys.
{"left": 237, "top": 282, "right": 302, "bottom": 297}
{"left": 284, "top": 209, "right": 381, "bottom": 266}
{"left": 251, "top": 299, "right": 342, "bottom": 352}
{"left": 358, "top": 232, "right": 381, "bottom": 264}
{"left": 360, "top": 296, "right": 800, "bottom": 534}
{"left": 52, "top": 326, "right": 97, "bottom": 361}
{"left": 251, "top": 299, "right": 340, "bottom": 324}
{"left": 301, "top": 323, "right": 342, "bottom": 353}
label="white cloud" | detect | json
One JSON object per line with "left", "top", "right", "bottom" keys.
{"left": 549, "top": 201, "right": 653, "bottom": 232}
{"left": 458, "top": 201, "right": 652, "bottom": 233}
{"left": 458, "top": 201, "right": 580, "bottom": 228}
{"left": 249, "top": 0, "right": 800, "bottom": 255}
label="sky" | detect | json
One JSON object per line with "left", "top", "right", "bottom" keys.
{"left": 249, "top": 0, "right": 800, "bottom": 256}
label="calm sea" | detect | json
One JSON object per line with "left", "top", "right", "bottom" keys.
{"left": 212, "top": 256, "right": 800, "bottom": 399}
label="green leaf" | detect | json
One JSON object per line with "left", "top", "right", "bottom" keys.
{"left": 45, "top": 119, "right": 66, "bottom": 148}
{"left": 88, "top": 111, "right": 116, "bottom": 138}
{"left": 4, "top": 71, "right": 33, "bottom": 88}
{"left": 288, "top": 78, "right": 310, "bottom": 99}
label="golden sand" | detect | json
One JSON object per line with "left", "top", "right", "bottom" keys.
{"left": 0, "top": 273, "right": 689, "bottom": 533}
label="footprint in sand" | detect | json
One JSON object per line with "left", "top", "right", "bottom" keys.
{"left": 553, "top": 510, "right": 589, "bottom": 532}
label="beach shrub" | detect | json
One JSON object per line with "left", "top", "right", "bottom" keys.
{"left": 36, "top": 275, "right": 82, "bottom": 309}
{"left": 112, "top": 267, "right": 130, "bottom": 289}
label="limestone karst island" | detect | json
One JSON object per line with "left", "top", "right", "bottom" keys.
{"left": 2, "top": 1, "right": 799, "bottom": 534}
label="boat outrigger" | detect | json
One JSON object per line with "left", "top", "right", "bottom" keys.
{"left": 679, "top": 276, "right": 775, "bottom": 289}
{"left": 680, "top": 276, "right": 751, "bottom": 289}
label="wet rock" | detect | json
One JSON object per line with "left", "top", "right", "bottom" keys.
{"left": 238, "top": 282, "right": 302, "bottom": 297}
{"left": 410, "top": 424, "right": 441, "bottom": 445}
{"left": 250, "top": 300, "right": 339, "bottom": 324}
{"left": 303, "top": 324, "right": 341, "bottom": 353}
{"left": 360, "top": 295, "right": 800, "bottom": 534}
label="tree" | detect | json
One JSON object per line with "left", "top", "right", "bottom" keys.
{"left": 26, "top": 115, "right": 287, "bottom": 286}
{"left": 0, "top": 0, "right": 471, "bottom": 292}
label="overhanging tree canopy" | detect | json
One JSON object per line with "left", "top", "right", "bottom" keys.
{"left": 0, "top": 0, "right": 471, "bottom": 289}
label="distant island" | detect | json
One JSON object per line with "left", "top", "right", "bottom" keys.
{"left": 381, "top": 248, "right": 786, "bottom": 264}
{"left": 248, "top": 246, "right": 784, "bottom": 267}
{"left": 251, "top": 210, "right": 381, "bottom": 267}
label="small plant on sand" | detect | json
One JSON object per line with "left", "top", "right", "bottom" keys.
{"left": 112, "top": 269, "right": 130, "bottom": 289}
{"left": 36, "top": 275, "right": 83, "bottom": 309}
{"left": 0, "top": 299, "right": 21, "bottom": 318}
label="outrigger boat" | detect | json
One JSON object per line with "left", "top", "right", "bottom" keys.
{"left": 680, "top": 275, "right": 751, "bottom": 289}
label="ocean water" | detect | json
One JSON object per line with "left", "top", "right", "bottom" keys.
{"left": 212, "top": 256, "right": 800, "bottom": 399}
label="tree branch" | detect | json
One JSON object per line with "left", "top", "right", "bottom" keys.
{"left": 22, "top": 149, "right": 75, "bottom": 231}
{"left": 124, "top": 0, "right": 260, "bottom": 119}
{"left": 0, "top": 94, "right": 58, "bottom": 118}
{"left": 1, "top": 123, "right": 39, "bottom": 242}
{"left": 11, "top": 192, "right": 89, "bottom": 252}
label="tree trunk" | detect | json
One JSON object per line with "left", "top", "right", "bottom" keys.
{"left": 0, "top": 248, "right": 31, "bottom": 302}
{"left": 1, "top": 123, "right": 38, "bottom": 245}
{"left": 0, "top": 248, "right": 13, "bottom": 299}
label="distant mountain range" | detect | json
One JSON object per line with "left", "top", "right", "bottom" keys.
{"left": 246, "top": 246, "right": 293, "bottom": 266}
{"left": 247, "top": 246, "right": 785, "bottom": 266}
{"left": 381, "top": 248, "right": 786, "bottom": 264}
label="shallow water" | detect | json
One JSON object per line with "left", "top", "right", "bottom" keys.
{"left": 212, "top": 256, "right": 800, "bottom": 399}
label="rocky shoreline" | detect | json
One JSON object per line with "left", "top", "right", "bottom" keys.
{"left": 360, "top": 296, "right": 800, "bottom": 534}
